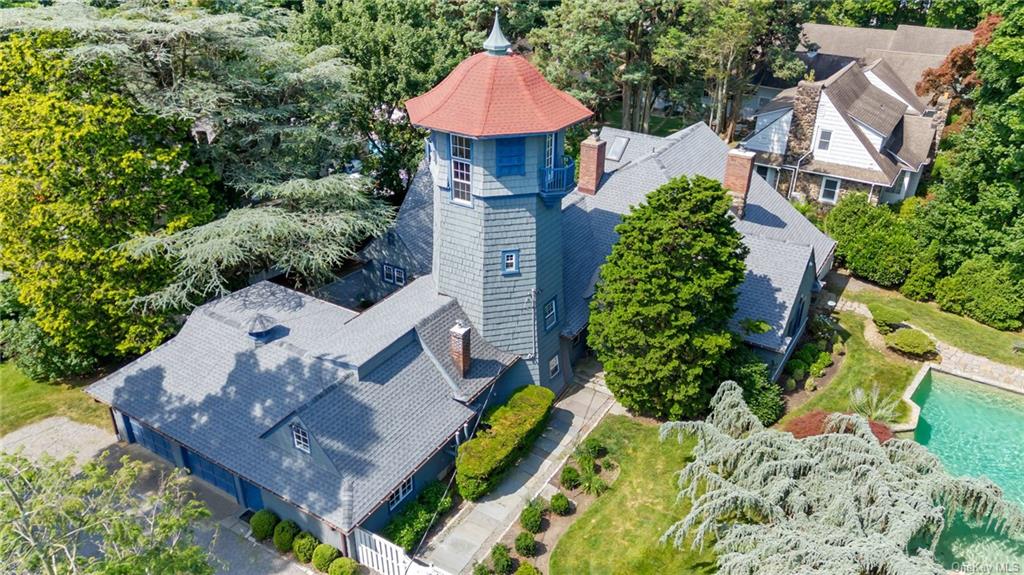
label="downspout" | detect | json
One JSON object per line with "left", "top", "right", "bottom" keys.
{"left": 787, "top": 148, "right": 813, "bottom": 200}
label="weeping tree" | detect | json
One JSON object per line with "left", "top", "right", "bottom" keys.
{"left": 0, "top": 0, "right": 394, "bottom": 310}
{"left": 661, "top": 381, "right": 1024, "bottom": 575}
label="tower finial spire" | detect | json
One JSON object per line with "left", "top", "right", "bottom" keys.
{"left": 483, "top": 6, "right": 511, "bottom": 55}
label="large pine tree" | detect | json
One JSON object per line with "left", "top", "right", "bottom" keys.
{"left": 588, "top": 175, "right": 747, "bottom": 419}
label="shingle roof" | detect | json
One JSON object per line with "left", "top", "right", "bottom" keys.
{"left": 406, "top": 52, "right": 592, "bottom": 137}
{"left": 885, "top": 114, "right": 935, "bottom": 169}
{"left": 824, "top": 63, "right": 907, "bottom": 136}
{"left": 798, "top": 23, "right": 971, "bottom": 60}
{"left": 887, "top": 25, "right": 973, "bottom": 56}
{"left": 732, "top": 236, "right": 815, "bottom": 351}
{"left": 88, "top": 276, "right": 509, "bottom": 533}
{"left": 559, "top": 123, "right": 836, "bottom": 345}
{"left": 863, "top": 48, "right": 945, "bottom": 93}
{"left": 863, "top": 57, "right": 927, "bottom": 112}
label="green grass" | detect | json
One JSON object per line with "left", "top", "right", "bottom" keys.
{"left": 601, "top": 109, "right": 690, "bottom": 138}
{"left": 780, "top": 312, "right": 918, "bottom": 426}
{"left": 0, "top": 362, "right": 108, "bottom": 436}
{"left": 846, "top": 290, "right": 1024, "bottom": 369}
{"left": 549, "top": 416, "right": 716, "bottom": 575}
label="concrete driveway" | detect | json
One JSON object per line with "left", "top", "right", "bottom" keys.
{"left": 1, "top": 416, "right": 309, "bottom": 575}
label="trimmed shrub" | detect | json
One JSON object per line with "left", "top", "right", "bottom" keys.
{"left": 491, "top": 543, "right": 514, "bottom": 575}
{"left": 868, "top": 303, "right": 908, "bottom": 335}
{"left": 292, "top": 532, "right": 318, "bottom": 563}
{"left": 784, "top": 358, "right": 807, "bottom": 376}
{"left": 515, "top": 564, "right": 541, "bottom": 575}
{"left": 808, "top": 350, "right": 833, "bottom": 378}
{"left": 457, "top": 386, "right": 555, "bottom": 500}
{"left": 273, "top": 520, "right": 300, "bottom": 553}
{"left": 936, "top": 256, "right": 1024, "bottom": 330}
{"left": 249, "top": 509, "right": 279, "bottom": 541}
{"left": 885, "top": 328, "right": 937, "bottom": 358}
{"left": 792, "top": 367, "right": 806, "bottom": 381}
{"left": 328, "top": 557, "right": 359, "bottom": 575}
{"left": 900, "top": 242, "right": 941, "bottom": 301}
{"left": 550, "top": 492, "right": 571, "bottom": 516}
{"left": 519, "top": 499, "right": 543, "bottom": 534}
{"left": 472, "top": 562, "right": 494, "bottom": 575}
{"left": 514, "top": 531, "right": 536, "bottom": 557}
{"left": 784, "top": 377, "right": 797, "bottom": 392}
{"left": 559, "top": 465, "right": 580, "bottom": 490}
{"left": 383, "top": 480, "right": 453, "bottom": 552}
{"left": 312, "top": 543, "right": 340, "bottom": 572}
{"left": 575, "top": 437, "right": 603, "bottom": 459}
{"left": 824, "top": 193, "right": 916, "bottom": 287}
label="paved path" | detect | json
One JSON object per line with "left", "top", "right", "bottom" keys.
{"left": 0, "top": 417, "right": 309, "bottom": 575}
{"left": 419, "top": 360, "right": 618, "bottom": 575}
{"left": 834, "top": 297, "right": 1024, "bottom": 394}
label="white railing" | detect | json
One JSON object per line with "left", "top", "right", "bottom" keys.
{"left": 353, "top": 528, "right": 446, "bottom": 575}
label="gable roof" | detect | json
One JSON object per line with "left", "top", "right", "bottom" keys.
{"left": 733, "top": 236, "right": 815, "bottom": 352}
{"left": 559, "top": 123, "right": 837, "bottom": 349}
{"left": 798, "top": 23, "right": 972, "bottom": 59}
{"left": 824, "top": 63, "right": 908, "bottom": 137}
{"left": 862, "top": 57, "right": 927, "bottom": 112}
{"left": 862, "top": 48, "right": 946, "bottom": 93}
{"left": 88, "top": 277, "right": 516, "bottom": 533}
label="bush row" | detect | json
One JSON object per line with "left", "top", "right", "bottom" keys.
{"left": 456, "top": 385, "right": 555, "bottom": 500}
{"left": 383, "top": 480, "right": 453, "bottom": 552}
{"left": 248, "top": 510, "right": 356, "bottom": 574}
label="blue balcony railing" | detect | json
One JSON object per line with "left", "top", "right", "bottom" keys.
{"left": 538, "top": 157, "right": 576, "bottom": 205}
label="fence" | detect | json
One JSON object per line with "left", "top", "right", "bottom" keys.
{"left": 352, "top": 527, "right": 446, "bottom": 575}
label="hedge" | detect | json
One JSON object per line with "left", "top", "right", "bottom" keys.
{"left": 273, "top": 520, "right": 300, "bottom": 553}
{"left": 824, "top": 193, "right": 916, "bottom": 287}
{"left": 885, "top": 328, "right": 937, "bottom": 358}
{"left": 382, "top": 480, "right": 453, "bottom": 552}
{"left": 935, "top": 255, "right": 1024, "bottom": 331}
{"left": 249, "top": 509, "right": 279, "bottom": 541}
{"left": 293, "top": 532, "right": 318, "bottom": 563}
{"left": 868, "top": 303, "right": 908, "bottom": 335}
{"left": 312, "top": 543, "right": 340, "bottom": 572}
{"left": 456, "top": 385, "right": 555, "bottom": 500}
{"left": 328, "top": 557, "right": 359, "bottom": 575}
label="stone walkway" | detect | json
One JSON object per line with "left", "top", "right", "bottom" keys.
{"left": 419, "top": 360, "right": 619, "bottom": 575}
{"left": 834, "top": 297, "right": 1024, "bottom": 394}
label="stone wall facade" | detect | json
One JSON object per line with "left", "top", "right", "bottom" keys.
{"left": 785, "top": 82, "right": 822, "bottom": 163}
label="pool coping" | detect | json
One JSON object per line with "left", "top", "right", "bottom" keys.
{"left": 893, "top": 363, "right": 1024, "bottom": 433}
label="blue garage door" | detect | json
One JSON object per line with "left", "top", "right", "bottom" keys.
{"left": 240, "top": 479, "right": 264, "bottom": 511}
{"left": 182, "top": 448, "right": 238, "bottom": 500}
{"left": 126, "top": 417, "right": 176, "bottom": 463}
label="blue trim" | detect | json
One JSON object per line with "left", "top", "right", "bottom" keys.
{"left": 501, "top": 249, "right": 521, "bottom": 275}
{"left": 543, "top": 297, "right": 558, "bottom": 331}
{"left": 496, "top": 137, "right": 526, "bottom": 177}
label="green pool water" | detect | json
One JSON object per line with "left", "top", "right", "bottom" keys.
{"left": 911, "top": 369, "right": 1024, "bottom": 568}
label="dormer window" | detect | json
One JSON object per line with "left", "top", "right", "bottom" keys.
{"left": 292, "top": 425, "right": 310, "bottom": 453}
{"left": 451, "top": 135, "right": 472, "bottom": 204}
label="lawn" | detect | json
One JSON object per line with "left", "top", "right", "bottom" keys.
{"left": 601, "top": 108, "right": 691, "bottom": 138}
{"left": 780, "top": 312, "right": 918, "bottom": 426}
{"left": 846, "top": 290, "right": 1024, "bottom": 369}
{"left": 549, "top": 415, "right": 717, "bottom": 575}
{"left": 0, "top": 361, "right": 108, "bottom": 436}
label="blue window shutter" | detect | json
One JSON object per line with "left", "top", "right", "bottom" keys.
{"left": 496, "top": 138, "right": 525, "bottom": 177}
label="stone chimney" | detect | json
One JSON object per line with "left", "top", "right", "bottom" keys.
{"left": 578, "top": 129, "right": 606, "bottom": 195}
{"left": 785, "top": 80, "right": 822, "bottom": 163}
{"left": 449, "top": 320, "right": 471, "bottom": 377}
{"left": 724, "top": 148, "right": 755, "bottom": 219}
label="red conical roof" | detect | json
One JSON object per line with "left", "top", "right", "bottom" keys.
{"left": 406, "top": 52, "right": 593, "bottom": 138}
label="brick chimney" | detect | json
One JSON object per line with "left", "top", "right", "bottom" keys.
{"left": 724, "top": 148, "right": 755, "bottom": 219}
{"left": 449, "top": 321, "right": 471, "bottom": 377}
{"left": 578, "top": 129, "right": 606, "bottom": 195}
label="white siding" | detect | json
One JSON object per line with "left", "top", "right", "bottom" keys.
{"left": 865, "top": 70, "right": 920, "bottom": 113}
{"left": 852, "top": 118, "right": 885, "bottom": 151}
{"left": 812, "top": 93, "right": 880, "bottom": 170}
{"left": 745, "top": 110, "right": 792, "bottom": 155}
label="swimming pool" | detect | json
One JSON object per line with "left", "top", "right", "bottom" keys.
{"left": 910, "top": 368, "right": 1024, "bottom": 567}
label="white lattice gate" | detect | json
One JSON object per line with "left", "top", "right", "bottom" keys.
{"left": 352, "top": 527, "right": 443, "bottom": 575}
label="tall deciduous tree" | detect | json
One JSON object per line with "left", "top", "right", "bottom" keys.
{"left": 588, "top": 176, "right": 747, "bottom": 419}
{"left": 917, "top": 14, "right": 1002, "bottom": 117}
{"left": 0, "top": 33, "right": 216, "bottom": 375}
{"left": 0, "top": 452, "right": 213, "bottom": 575}
{"left": 661, "top": 381, "right": 1024, "bottom": 575}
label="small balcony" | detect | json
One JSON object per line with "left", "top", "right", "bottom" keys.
{"left": 538, "top": 157, "right": 576, "bottom": 206}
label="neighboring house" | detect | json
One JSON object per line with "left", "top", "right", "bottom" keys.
{"left": 741, "top": 22, "right": 972, "bottom": 119}
{"left": 86, "top": 13, "right": 835, "bottom": 563}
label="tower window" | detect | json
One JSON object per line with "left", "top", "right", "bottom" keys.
{"left": 543, "top": 298, "right": 558, "bottom": 331}
{"left": 292, "top": 425, "right": 310, "bottom": 453}
{"left": 451, "top": 135, "right": 472, "bottom": 204}
{"left": 496, "top": 138, "right": 525, "bottom": 177}
{"left": 501, "top": 250, "right": 520, "bottom": 275}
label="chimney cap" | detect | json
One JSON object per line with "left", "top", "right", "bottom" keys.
{"left": 451, "top": 320, "right": 470, "bottom": 335}
{"left": 588, "top": 127, "right": 601, "bottom": 140}
{"left": 728, "top": 146, "right": 756, "bottom": 159}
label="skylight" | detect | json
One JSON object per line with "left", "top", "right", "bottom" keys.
{"left": 606, "top": 136, "right": 629, "bottom": 162}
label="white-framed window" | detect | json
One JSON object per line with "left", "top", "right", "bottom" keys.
{"left": 545, "top": 133, "right": 556, "bottom": 184}
{"left": 502, "top": 250, "right": 519, "bottom": 274}
{"left": 383, "top": 264, "right": 395, "bottom": 284}
{"left": 820, "top": 177, "right": 840, "bottom": 204}
{"left": 543, "top": 298, "right": 557, "bottom": 330}
{"left": 387, "top": 476, "right": 414, "bottom": 510}
{"left": 292, "top": 425, "right": 310, "bottom": 453}
{"left": 394, "top": 267, "right": 406, "bottom": 286}
{"left": 451, "top": 135, "right": 472, "bottom": 204}
{"left": 548, "top": 355, "right": 560, "bottom": 378}
{"left": 817, "top": 129, "right": 832, "bottom": 151}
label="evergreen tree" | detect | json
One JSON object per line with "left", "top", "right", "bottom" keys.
{"left": 661, "top": 381, "right": 1024, "bottom": 575}
{"left": 588, "top": 176, "right": 747, "bottom": 419}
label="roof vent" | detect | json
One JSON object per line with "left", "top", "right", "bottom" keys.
{"left": 245, "top": 313, "right": 277, "bottom": 341}
{"left": 482, "top": 7, "right": 511, "bottom": 55}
